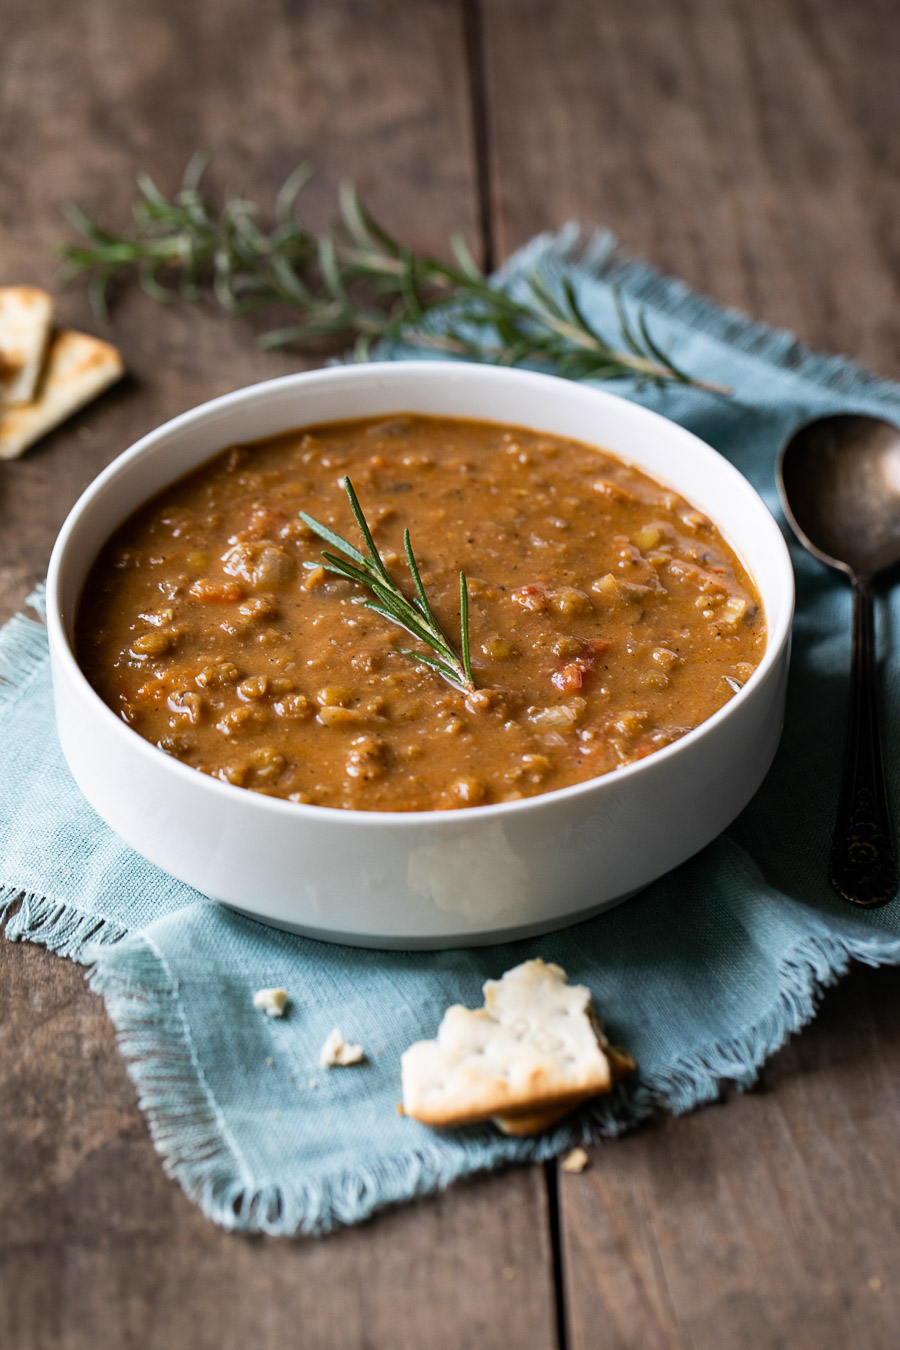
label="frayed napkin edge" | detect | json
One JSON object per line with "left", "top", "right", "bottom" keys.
{"left": 494, "top": 224, "right": 900, "bottom": 409}
{"left": 4, "top": 866, "right": 900, "bottom": 1236}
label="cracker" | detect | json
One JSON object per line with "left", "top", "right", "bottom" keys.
{"left": 0, "top": 286, "right": 53, "bottom": 408}
{"left": 0, "top": 328, "right": 124, "bottom": 460}
{"left": 401, "top": 959, "right": 631, "bottom": 1129}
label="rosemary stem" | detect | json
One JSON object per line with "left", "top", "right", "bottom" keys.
{"left": 301, "top": 480, "right": 476, "bottom": 694}
{"left": 59, "top": 161, "right": 728, "bottom": 394}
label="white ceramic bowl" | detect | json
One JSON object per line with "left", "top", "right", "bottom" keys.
{"left": 47, "top": 363, "right": 794, "bottom": 949}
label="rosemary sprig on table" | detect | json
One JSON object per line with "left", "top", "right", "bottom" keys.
{"left": 300, "top": 478, "right": 476, "bottom": 694}
{"left": 60, "top": 157, "right": 728, "bottom": 394}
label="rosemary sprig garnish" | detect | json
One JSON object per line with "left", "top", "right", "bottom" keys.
{"left": 300, "top": 478, "right": 476, "bottom": 694}
{"left": 60, "top": 157, "right": 729, "bottom": 394}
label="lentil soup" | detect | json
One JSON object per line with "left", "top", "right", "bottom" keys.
{"left": 76, "top": 415, "right": 766, "bottom": 811}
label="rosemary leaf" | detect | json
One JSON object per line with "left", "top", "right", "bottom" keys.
{"left": 459, "top": 572, "right": 474, "bottom": 689}
{"left": 398, "top": 649, "right": 466, "bottom": 687}
{"left": 359, "top": 600, "right": 450, "bottom": 656}
{"left": 403, "top": 528, "right": 437, "bottom": 624}
{"left": 298, "top": 513, "right": 367, "bottom": 566}
{"left": 342, "top": 477, "right": 393, "bottom": 584}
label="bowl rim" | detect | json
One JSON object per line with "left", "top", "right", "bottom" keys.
{"left": 47, "top": 360, "right": 795, "bottom": 828}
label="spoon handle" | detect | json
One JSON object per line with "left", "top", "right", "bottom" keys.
{"left": 829, "top": 576, "right": 898, "bottom": 907}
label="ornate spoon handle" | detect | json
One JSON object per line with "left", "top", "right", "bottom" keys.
{"left": 828, "top": 575, "right": 898, "bottom": 907}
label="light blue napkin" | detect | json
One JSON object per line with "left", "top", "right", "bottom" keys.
{"left": 4, "top": 229, "right": 900, "bottom": 1236}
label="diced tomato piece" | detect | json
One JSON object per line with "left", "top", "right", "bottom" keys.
{"left": 511, "top": 583, "right": 549, "bottom": 612}
{"left": 551, "top": 638, "right": 610, "bottom": 692}
{"left": 552, "top": 663, "right": 585, "bottom": 692}
{"left": 189, "top": 578, "right": 244, "bottom": 603}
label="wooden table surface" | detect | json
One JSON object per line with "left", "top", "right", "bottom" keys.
{"left": 2, "top": 2, "right": 900, "bottom": 1346}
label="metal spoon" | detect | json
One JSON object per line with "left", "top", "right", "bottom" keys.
{"left": 777, "top": 413, "right": 900, "bottom": 908}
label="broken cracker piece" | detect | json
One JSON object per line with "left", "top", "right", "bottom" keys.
{"left": 492, "top": 1104, "right": 573, "bottom": 1137}
{"left": 0, "top": 328, "right": 124, "bottom": 460}
{"left": 401, "top": 959, "right": 633, "bottom": 1129}
{"left": 493, "top": 1039, "right": 635, "bottom": 1136}
{"left": 0, "top": 286, "right": 53, "bottom": 408}
{"left": 606, "top": 1044, "right": 637, "bottom": 1080}
{"left": 253, "top": 986, "right": 289, "bottom": 1017}
{"left": 319, "top": 1027, "right": 365, "bottom": 1067}
{"left": 561, "top": 1146, "right": 590, "bottom": 1174}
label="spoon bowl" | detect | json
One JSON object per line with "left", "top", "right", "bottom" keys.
{"left": 778, "top": 413, "right": 900, "bottom": 908}
{"left": 779, "top": 414, "right": 900, "bottom": 579}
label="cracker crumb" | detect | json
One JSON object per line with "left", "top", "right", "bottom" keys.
{"left": 320, "top": 1027, "right": 365, "bottom": 1067}
{"left": 501, "top": 1266, "right": 516, "bottom": 1282}
{"left": 253, "top": 986, "right": 289, "bottom": 1018}
{"left": 868, "top": 1276, "right": 883, "bottom": 1292}
{"left": 561, "top": 1146, "right": 589, "bottom": 1174}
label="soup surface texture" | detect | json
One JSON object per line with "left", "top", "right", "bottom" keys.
{"left": 77, "top": 415, "right": 766, "bottom": 811}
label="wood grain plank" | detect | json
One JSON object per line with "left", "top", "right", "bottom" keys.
{"left": 480, "top": 0, "right": 900, "bottom": 374}
{"left": 0, "top": 3, "right": 558, "bottom": 1347}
